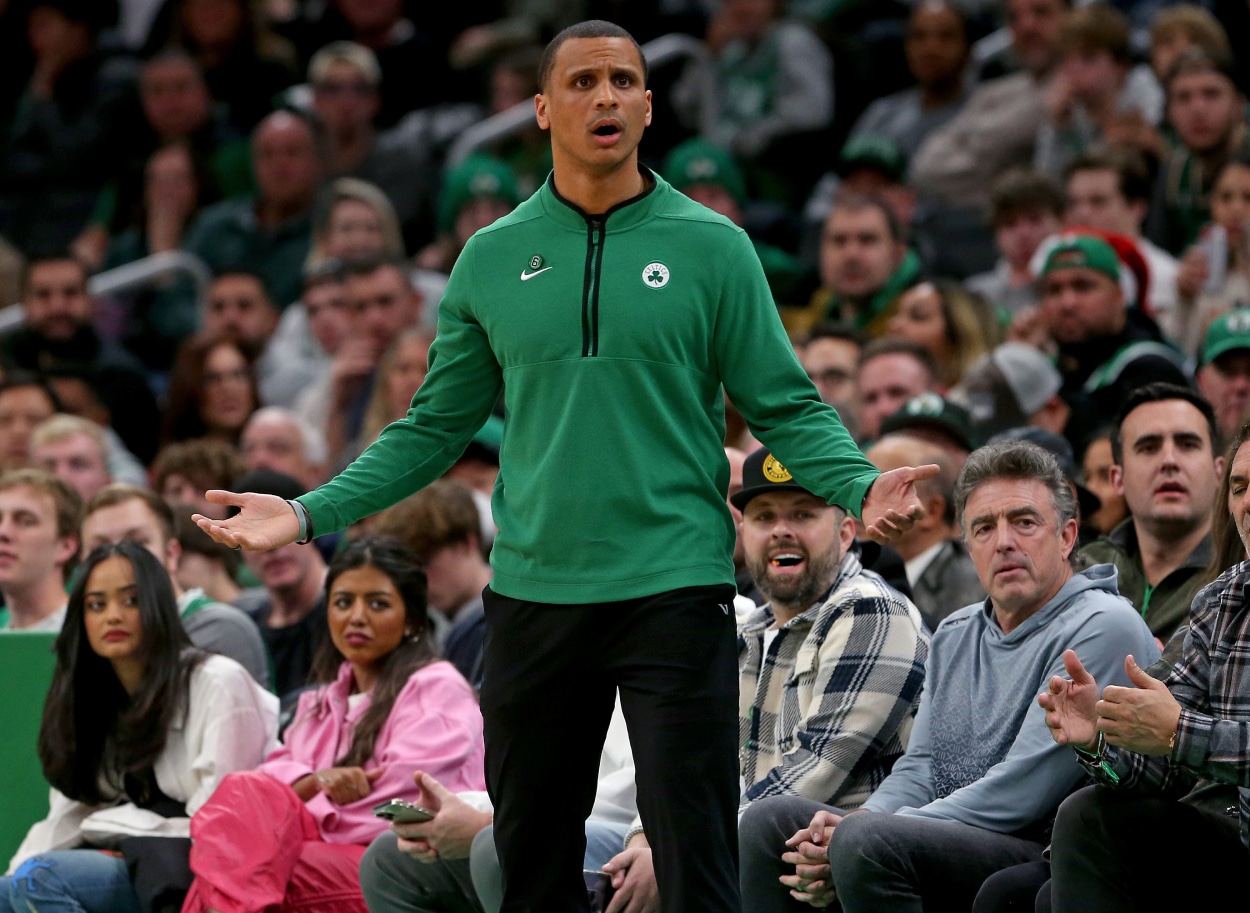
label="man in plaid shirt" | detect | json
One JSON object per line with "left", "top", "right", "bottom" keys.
{"left": 734, "top": 446, "right": 930, "bottom": 811}
{"left": 1042, "top": 423, "right": 1250, "bottom": 912}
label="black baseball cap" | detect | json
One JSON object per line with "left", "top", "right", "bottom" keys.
{"left": 730, "top": 448, "right": 816, "bottom": 511}
{"left": 879, "top": 393, "right": 977, "bottom": 452}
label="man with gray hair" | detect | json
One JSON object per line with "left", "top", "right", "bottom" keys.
{"left": 240, "top": 407, "right": 327, "bottom": 492}
{"left": 740, "top": 440, "right": 1158, "bottom": 913}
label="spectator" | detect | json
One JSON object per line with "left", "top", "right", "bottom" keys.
{"left": 2, "top": 253, "right": 161, "bottom": 462}
{"left": 240, "top": 407, "right": 327, "bottom": 493}
{"left": 888, "top": 280, "right": 1003, "bottom": 387}
{"left": 950, "top": 342, "right": 1068, "bottom": 442}
{"left": 173, "top": 503, "right": 245, "bottom": 606}
{"left": 662, "top": 139, "right": 810, "bottom": 306}
{"left": 0, "top": 373, "right": 60, "bottom": 473}
{"left": 327, "top": 257, "right": 425, "bottom": 467}
{"left": 849, "top": 0, "right": 972, "bottom": 163}
{"left": 1168, "top": 154, "right": 1250, "bottom": 354}
{"left": 202, "top": 270, "right": 281, "bottom": 350}
{"left": 151, "top": 437, "right": 245, "bottom": 521}
{"left": 39, "top": 365, "right": 147, "bottom": 486}
{"left": 785, "top": 195, "right": 923, "bottom": 338}
{"left": 733, "top": 445, "right": 928, "bottom": 807}
{"left": 1, "top": 541, "right": 277, "bottom": 907}
{"left": 1064, "top": 150, "right": 1180, "bottom": 319}
{"left": 290, "top": 264, "right": 355, "bottom": 430}
{"left": 672, "top": 0, "right": 833, "bottom": 201}
{"left": 159, "top": 0, "right": 296, "bottom": 131}
{"left": 0, "top": 468, "right": 80, "bottom": 632}
{"left": 308, "top": 42, "right": 436, "bottom": 248}
{"left": 1078, "top": 384, "right": 1222, "bottom": 644}
{"left": 910, "top": 0, "right": 1070, "bottom": 211}
{"left": 798, "top": 323, "right": 863, "bottom": 430}
{"left": 0, "top": 0, "right": 141, "bottom": 253}
{"left": 1040, "top": 420, "right": 1250, "bottom": 911}
{"left": 375, "top": 479, "right": 493, "bottom": 688}
{"left": 1197, "top": 310, "right": 1250, "bottom": 446}
{"left": 184, "top": 110, "right": 323, "bottom": 308}
{"left": 307, "top": 179, "right": 404, "bottom": 272}
{"left": 1148, "top": 5, "right": 1231, "bottom": 88}
{"left": 1080, "top": 425, "right": 1129, "bottom": 537}
{"left": 865, "top": 434, "right": 982, "bottom": 630}
{"left": 878, "top": 393, "right": 978, "bottom": 467}
{"left": 739, "top": 439, "right": 1158, "bottom": 912}
{"left": 30, "top": 413, "right": 111, "bottom": 503}
{"left": 856, "top": 339, "right": 940, "bottom": 443}
{"left": 232, "top": 468, "right": 329, "bottom": 700}
{"left": 357, "top": 327, "right": 434, "bottom": 456}
{"left": 80, "top": 484, "right": 270, "bottom": 687}
{"left": 181, "top": 536, "right": 485, "bottom": 913}
{"left": 1147, "top": 48, "right": 1249, "bottom": 255}
{"left": 1034, "top": 3, "right": 1163, "bottom": 179}
{"left": 416, "top": 156, "right": 521, "bottom": 276}
{"left": 967, "top": 168, "right": 1066, "bottom": 314}
{"left": 1037, "top": 233, "right": 1189, "bottom": 453}
{"left": 161, "top": 336, "right": 260, "bottom": 446}
{"left": 359, "top": 694, "right": 635, "bottom": 913}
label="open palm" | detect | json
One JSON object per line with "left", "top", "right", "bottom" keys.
{"left": 192, "top": 491, "right": 300, "bottom": 551}
{"left": 1038, "top": 649, "right": 1100, "bottom": 751}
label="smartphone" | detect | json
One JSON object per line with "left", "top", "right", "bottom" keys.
{"left": 372, "top": 799, "right": 435, "bottom": 824}
{"left": 584, "top": 870, "right": 616, "bottom": 913}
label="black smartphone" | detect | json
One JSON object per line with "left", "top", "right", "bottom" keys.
{"left": 372, "top": 799, "right": 435, "bottom": 824}
{"left": 584, "top": 869, "right": 616, "bottom": 913}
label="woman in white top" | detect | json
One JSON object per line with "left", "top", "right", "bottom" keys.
{"left": 1, "top": 540, "right": 278, "bottom": 913}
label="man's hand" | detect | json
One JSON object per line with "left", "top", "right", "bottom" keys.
{"left": 330, "top": 336, "right": 379, "bottom": 407}
{"left": 1038, "top": 649, "right": 1101, "bottom": 752}
{"left": 314, "top": 766, "right": 383, "bottom": 805}
{"left": 1096, "top": 655, "right": 1182, "bottom": 756}
{"left": 778, "top": 809, "right": 856, "bottom": 907}
{"left": 1176, "top": 246, "right": 1209, "bottom": 302}
{"left": 193, "top": 491, "right": 300, "bottom": 551}
{"left": 861, "top": 465, "right": 940, "bottom": 544}
{"left": 603, "top": 836, "right": 659, "bottom": 913}
{"left": 394, "top": 771, "right": 492, "bottom": 863}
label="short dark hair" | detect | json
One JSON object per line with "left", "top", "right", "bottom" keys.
{"left": 538, "top": 20, "right": 647, "bottom": 92}
{"left": 828, "top": 193, "right": 905, "bottom": 243}
{"left": 1111, "top": 382, "right": 1218, "bottom": 463}
{"left": 342, "top": 253, "right": 413, "bottom": 287}
{"left": 1064, "top": 149, "right": 1153, "bottom": 205}
{"left": 21, "top": 252, "right": 89, "bottom": 296}
{"left": 0, "top": 371, "right": 62, "bottom": 413}
{"left": 85, "top": 483, "right": 178, "bottom": 543}
{"left": 803, "top": 321, "right": 868, "bottom": 349}
{"left": 858, "top": 337, "right": 939, "bottom": 382}
{"left": 210, "top": 268, "right": 274, "bottom": 304}
{"left": 989, "top": 168, "right": 1065, "bottom": 226}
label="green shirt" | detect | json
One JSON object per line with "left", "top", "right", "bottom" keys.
{"left": 300, "top": 171, "right": 879, "bottom": 603}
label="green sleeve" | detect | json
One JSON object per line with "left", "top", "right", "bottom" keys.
{"left": 298, "top": 240, "right": 503, "bottom": 533}
{"left": 715, "top": 229, "right": 879, "bottom": 518}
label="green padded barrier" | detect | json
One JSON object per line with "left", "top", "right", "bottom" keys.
{"left": 0, "top": 631, "right": 57, "bottom": 868}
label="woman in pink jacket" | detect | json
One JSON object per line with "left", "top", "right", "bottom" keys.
{"left": 182, "top": 536, "right": 486, "bottom": 913}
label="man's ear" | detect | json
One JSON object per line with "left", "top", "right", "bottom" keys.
{"left": 534, "top": 93, "right": 550, "bottom": 131}
{"left": 165, "top": 538, "right": 183, "bottom": 576}
{"left": 1109, "top": 463, "right": 1125, "bottom": 497}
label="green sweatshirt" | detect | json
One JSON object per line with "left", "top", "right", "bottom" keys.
{"left": 300, "top": 171, "right": 880, "bottom": 603}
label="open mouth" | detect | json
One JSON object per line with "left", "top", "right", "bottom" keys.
{"left": 769, "top": 552, "right": 805, "bottom": 570}
{"left": 593, "top": 123, "right": 621, "bottom": 137}
{"left": 1156, "top": 482, "right": 1187, "bottom": 496}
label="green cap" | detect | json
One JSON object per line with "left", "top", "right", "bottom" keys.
{"left": 1039, "top": 234, "right": 1121, "bottom": 282}
{"left": 662, "top": 139, "right": 747, "bottom": 205}
{"left": 437, "top": 155, "right": 521, "bottom": 233}
{"left": 838, "top": 134, "right": 906, "bottom": 182}
{"left": 1202, "top": 308, "right": 1250, "bottom": 365}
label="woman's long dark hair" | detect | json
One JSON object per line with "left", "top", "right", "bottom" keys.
{"left": 38, "top": 541, "right": 204, "bottom": 804}
{"left": 307, "top": 536, "right": 438, "bottom": 768}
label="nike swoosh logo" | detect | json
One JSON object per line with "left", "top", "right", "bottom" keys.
{"left": 520, "top": 266, "right": 554, "bottom": 281}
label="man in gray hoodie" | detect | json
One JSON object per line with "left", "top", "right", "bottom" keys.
{"left": 739, "top": 440, "right": 1158, "bottom": 912}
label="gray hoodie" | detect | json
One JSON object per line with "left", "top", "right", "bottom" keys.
{"left": 862, "top": 565, "right": 1158, "bottom": 834}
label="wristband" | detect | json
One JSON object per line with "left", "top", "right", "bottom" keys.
{"left": 288, "top": 499, "right": 313, "bottom": 544}
{"left": 622, "top": 824, "right": 645, "bottom": 850}
{"left": 1073, "top": 731, "right": 1120, "bottom": 784}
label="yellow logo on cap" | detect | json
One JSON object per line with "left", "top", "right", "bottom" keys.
{"left": 762, "top": 455, "right": 792, "bottom": 483}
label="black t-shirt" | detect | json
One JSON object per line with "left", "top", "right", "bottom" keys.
{"left": 238, "top": 591, "right": 326, "bottom": 703}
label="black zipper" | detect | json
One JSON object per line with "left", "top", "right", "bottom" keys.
{"left": 583, "top": 217, "right": 605, "bottom": 357}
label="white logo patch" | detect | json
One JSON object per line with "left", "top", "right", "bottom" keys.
{"left": 642, "top": 262, "right": 670, "bottom": 288}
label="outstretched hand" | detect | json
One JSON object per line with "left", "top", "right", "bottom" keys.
{"left": 1038, "top": 649, "right": 1100, "bottom": 751}
{"left": 192, "top": 490, "right": 300, "bottom": 551}
{"left": 861, "top": 465, "right": 940, "bottom": 544}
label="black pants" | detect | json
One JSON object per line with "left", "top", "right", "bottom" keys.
{"left": 1050, "top": 785, "right": 1245, "bottom": 912}
{"left": 478, "top": 584, "right": 741, "bottom": 913}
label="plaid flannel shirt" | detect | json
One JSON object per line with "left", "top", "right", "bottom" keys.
{"left": 738, "top": 551, "right": 929, "bottom": 810}
{"left": 1087, "top": 560, "right": 1250, "bottom": 850}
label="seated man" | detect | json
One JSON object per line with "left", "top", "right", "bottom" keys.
{"left": 80, "top": 483, "right": 270, "bottom": 687}
{"left": 1041, "top": 420, "right": 1250, "bottom": 911}
{"left": 1197, "top": 310, "right": 1250, "bottom": 447}
{"left": 855, "top": 339, "right": 940, "bottom": 444}
{"left": 1078, "top": 383, "right": 1221, "bottom": 645}
{"left": 30, "top": 413, "right": 112, "bottom": 503}
{"left": 866, "top": 435, "right": 983, "bottom": 631}
{"left": 240, "top": 406, "right": 327, "bottom": 493}
{"left": 0, "top": 469, "right": 80, "bottom": 632}
{"left": 732, "top": 446, "right": 929, "bottom": 810}
{"left": 359, "top": 695, "right": 637, "bottom": 913}
{"left": 739, "top": 439, "right": 1158, "bottom": 913}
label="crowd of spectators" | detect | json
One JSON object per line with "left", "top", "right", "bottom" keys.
{"left": 1, "top": 0, "right": 1250, "bottom": 910}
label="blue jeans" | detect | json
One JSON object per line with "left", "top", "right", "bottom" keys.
{"left": 4, "top": 850, "right": 141, "bottom": 913}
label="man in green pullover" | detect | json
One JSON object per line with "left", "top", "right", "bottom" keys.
{"left": 193, "top": 21, "right": 936, "bottom": 913}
